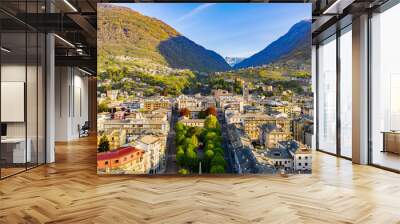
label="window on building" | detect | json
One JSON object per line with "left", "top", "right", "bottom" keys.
{"left": 115, "top": 160, "right": 119, "bottom": 163}
{"left": 105, "top": 161, "right": 109, "bottom": 165}
{"left": 298, "top": 163, "right": 302, "bottom": 166}
{"left": 305, "top": 163, "right": 308, "bottom": 166}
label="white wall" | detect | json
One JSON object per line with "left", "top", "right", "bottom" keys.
{"left": 55, "top": 67, "right": 89, "bottom": 141}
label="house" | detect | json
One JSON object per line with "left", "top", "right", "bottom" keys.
{"left": 97, "top": 146, "right": 145, "bottom": 174}
{"left": 134, "top": 135, "right": 164, "bottom": 174}
{"left": 260, "top": 124, "right": 291, "bottom": 148}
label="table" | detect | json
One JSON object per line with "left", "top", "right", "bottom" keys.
{"left": 382, "top": 131, "right": 400, "bottom": 154}
{"left": 1, "top": 138, "right": 31, "bottom": 163}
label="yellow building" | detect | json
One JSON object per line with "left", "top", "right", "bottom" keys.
{"left": 241, "top": 113, "right": 290, "bottom": 141}
{"left": 260, "top": 125, "right": 291, "bottom": 148}
{"left": 100, "top": 129, "right": 127, "bottom": 150}
{"left": 144, "top": 98, "right": 171, "bottom": 111}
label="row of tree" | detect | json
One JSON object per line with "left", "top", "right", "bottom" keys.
{"left": 175, "top": 115, "right": 227, "bottom": 174}
{"left": 179, "top": 106, "right": 217, "bottom": 119}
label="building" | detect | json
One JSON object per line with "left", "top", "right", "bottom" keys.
{"left": 176, "top": 95, "right": 201, "bottom": 109}
{"left": 179, "top": 118, "right": 205, "bottom": 127}
{"left": 264, "top": 148, "right": 293, "bottom": 171}
{"left": 279, "top": 140, "right": 312, "bottom": 172}
{"left": 292, "top": 116, "right": 314, "bottom": 147}
{"left": 134, "top": 135, "right": 165, "bottom": 174}
{"left": 241, "top": 113, "right": 291, "bottom": 141}
{"left": 102, "top": 129, "right": 127, "bottom": 150}
{"left": 103, "top": 119, "right": 170, "bottom": 135}
{"left": 260, "top": 124, "right": 291, "bottom": 148}
{"left": 225, "top": 110, "right": 241, "bottom": 124}
{"left": 144, "top": 98, "right": 171, "bottom": 111}
{"left": 97, "top": 146, "right": 145, "bottom": 174}
{"left": 263, "top": 140, "right": 312, "bottom": 172}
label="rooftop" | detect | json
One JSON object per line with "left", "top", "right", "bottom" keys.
{"left": 97, "top": 146, "right": 143, "bottom": 161}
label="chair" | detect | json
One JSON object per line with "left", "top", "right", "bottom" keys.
{"left": 79, "top": 121, "right": 90, "bottom": 138}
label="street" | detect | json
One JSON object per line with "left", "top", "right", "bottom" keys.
{"left": 165, "top": 110, "right": 179, "bottom": 174}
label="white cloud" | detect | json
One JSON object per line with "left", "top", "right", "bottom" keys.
{"left": 175, "top": 3, "right": 216, "bottom": 23}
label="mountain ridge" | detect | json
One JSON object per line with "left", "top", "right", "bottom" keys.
{"left": 97, "top": 6, "right": 231, "bottom": 73}
{"left": 234, "top": 20, "right": 311, "bottom": 69}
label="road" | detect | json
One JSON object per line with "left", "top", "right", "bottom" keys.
{"left": 165, "top": 110, "right": 179, "bottom": 174}
{"left": 218, "top": 111, "right": 235, "bottom": 173}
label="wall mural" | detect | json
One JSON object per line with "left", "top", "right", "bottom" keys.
{"left": 97, "top": 3, "right": 313, "bottom": 175}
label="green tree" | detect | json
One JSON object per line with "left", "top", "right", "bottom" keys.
{"left": 185, "top": 148, "right": 198, "bottom": 170}
{"left": 204, "top": 143, "right": 214, "bottom": 151}
{"left": 204, "top": 115, "right": 220, "bottom": 129}
{"left": 178, "top": 168, "right": 190, "bottom": 175}
{"left": 176, "top": 146, "right": 185, "bottom": 166}
{"left": 211, "top": 153, "right": 226, "bottom": 168}
{"left": 98, "top": 135, "right": 110, "bottom": 152}
{"left": 98, "top": 101, "right": 109, "bottom": 113}
{"left": 175, "top": 122, "right": 185, "bottom": 133}
{"left": 176, "top": 132, "right": 186, "bottom": 145}
{"left": 210, "top": 165, "right": 225, "bottom": 174}
{"left": 190, "top": 135, "right": 199, "bottom": 147}
{"left": 187, "top": 126, "right": 203, "bottom": 137}
{"left": 213, "top": 147, "right": 224, "bottom": 156}
{"left": 205, "top": 149, "right": 214, "bottom": 160}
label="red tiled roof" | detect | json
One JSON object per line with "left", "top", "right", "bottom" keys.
{"left": 97, "top": 146, "right": 142, "bottom": 161}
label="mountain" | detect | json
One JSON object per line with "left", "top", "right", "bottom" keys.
{"left": 234, "top": 20, "right": 311, "bottom": 69}
{"left": 97, "top": 5, "right": 231, "bottom": 73}
{"left": 224, "top": 57, "right": 245, "bottom": 67}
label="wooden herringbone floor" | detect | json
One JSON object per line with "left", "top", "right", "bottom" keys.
{"left": 1, "top": 136, "right": 400, "bottom": 224}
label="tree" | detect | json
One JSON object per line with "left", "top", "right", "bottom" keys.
{"left": 190, "top": 135, "right": 199, "bottom": 147}
{"left": 187, "top": 126, "right": 203, "bottom": 137}
{"left": 204, "top": 115, "right": 220, "bottom": 129}
{"left": 210, "top": 165, "right": 225, "bottom": 174}
{"left": 98, "top": 135, "right": 110, "bottom": 152}
{"left": 98, "top": 101, "right": 109, "bottom": 113}
{"left": 178, "top": 168, "right": 190, "bottom": 175}
{"left": 175, "top": 122, "right": 185, "bottom": 133}
{"left": 179, "top": 108, "right": 191, "bottom": 118}
{"left": 176, "top": 132, "right": 186, "bottom": 145}
{"left": 176, "top": 146, "right": 185, "bottom": 166}
{"left": 204, "top": 131, "right": 218, "bottom": 141}
{"left": 211, "top": 153, "right": 226, "bottom": 168}
{"left": 204, "top": 143, "right": 214, "bottom": 152}
{"left": 213, "top": 147, "right": 224, "bottom": 156}
{"left": 205, "top": 149, "right": 214, "bottom": 159}
{"left": 205, "top": 107, "right": 217, "bottom": 117}
{"left": 185, "top": 148, "right": 198, "bottom": 170}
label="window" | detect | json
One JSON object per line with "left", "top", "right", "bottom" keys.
{"left": 305, "top": 163, "right": 308, "bottom": 166}
{"left": 340, "top": 26, "right": 353, "bottom": 158}
{"left": 318, "top": 35, "right": 337, "bottom": 154}
{"left": 105, "top": 161, "right": 109, "bottom": 165}
{"left": 115, "top": 160, "right": 119, "bottom": 163}
{"left": 370, "top": 3, "right": 400, "bottom": 171}
{"left": 298, "top": 163, "right": 302, "bottom": 166}
{"left": 305, "top": 156, "right": 308, "bottom": 160}
{"left": 299, "top": 156, "right": 302, "bottom": 160}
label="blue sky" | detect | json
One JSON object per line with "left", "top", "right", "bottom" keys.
{"left": 111, "top": 3, "right": 311, "bottom": 58}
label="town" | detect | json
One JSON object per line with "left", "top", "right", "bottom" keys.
{"left": 97, "top": 76, "right": 313, "bottom": 175}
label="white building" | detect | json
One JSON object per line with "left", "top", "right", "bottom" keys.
{"left": 134, "top": 135, "right": 164, "bottom": 174}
